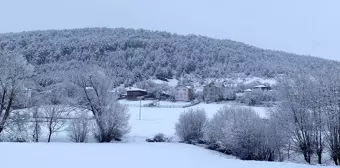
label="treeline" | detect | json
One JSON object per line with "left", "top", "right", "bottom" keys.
{"left": 1, "top": 27, "right": 340, "bottom": 87}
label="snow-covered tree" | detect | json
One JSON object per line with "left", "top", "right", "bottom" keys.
{"left": 0, "top": 51, "right": 33, "bottom": 134}
{"left": 67, "top": 111, "right": 90, "bottom": 143}
{"left": 30, "top": 106, "right": 42, "bottom": 142}
{"left": 175, "top": 108, "right": 207, "bottom": 143}
{"left": 42, "top": 105, "right": 68, "bottom": 142}
{"left": 206, "top": 106, "right": 284, "bottom": 161}
{"left": 73, "top": 65, "right": 130, "bottom": 142}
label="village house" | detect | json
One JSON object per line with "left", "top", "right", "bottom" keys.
{"left": 126, "top": 87, "right": 148, "bottom": 100}
{"left": 203, "top": 83, "right": 223, "bottom": 102}
{"left": 175, "top": 86, "right": 193, "bottom": 102}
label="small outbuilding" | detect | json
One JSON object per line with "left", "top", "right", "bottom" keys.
{"left": 126, "top": 87, "right": 148, "bottom": 100}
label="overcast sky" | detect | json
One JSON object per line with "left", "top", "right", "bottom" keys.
{"left": 1, "top": 0, "right": 339, "bottom": 61}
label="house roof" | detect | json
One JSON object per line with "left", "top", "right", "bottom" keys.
{"left": 126, "top": 87, "right": 147, "bottom": 92}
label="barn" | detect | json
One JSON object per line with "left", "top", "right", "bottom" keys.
{"left": 126, "top": 87, "right": 148, "bottom": 100}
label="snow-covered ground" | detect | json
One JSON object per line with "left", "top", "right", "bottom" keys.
{"left": 118, "top": 100, "right": 155, "bottom": 106}
{"left": 3, "top": 102, "right": 336, "bottom": 167}
{"left": 156, "top": 101, "right": 191, "bottom": 107}
{"left": 0, "top": 142, "right": 333, "bottom": 168}
{"left": 12, "top": 101, "right": 269, "bottom": 142}
{"left": 128, "top": 102, "right": 269, "bottom": 141}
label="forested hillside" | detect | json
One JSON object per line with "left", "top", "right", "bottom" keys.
{"left": 0, "top": 27, "right": 339, "bottom": 86}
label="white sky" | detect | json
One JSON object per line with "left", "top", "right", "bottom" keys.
{"left": 1, "top": 0, "right": 339, "bottom": 61}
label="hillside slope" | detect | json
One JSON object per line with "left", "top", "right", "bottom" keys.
{"left": 1, "top": 28, "right": 339, "bottom": 85}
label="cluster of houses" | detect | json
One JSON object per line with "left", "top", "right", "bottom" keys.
{"left": 122, "top": 82, "right": 272, "bottom": 103}
{"left": 123, "top": 86, "right": 194, "bottom": 102}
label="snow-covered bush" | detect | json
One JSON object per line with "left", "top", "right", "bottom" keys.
{"left": 67, "top": 111, "right": 90, "bottom": 143}
{"left": 206, "top": 106, "right": 282, "bottom": 161}
{"left": 238, "top": 90, "right": 277, "bottom": 106}
{"left": 175, "top": 108, "right": 207, "bottom": 143}
{"left": 146, "top": 133, "right": 169, "bottom": 142}
{"left": 5, "top": 112, "right": 31, "bottom": 142}
{"left": 93, "top": 102, "right": 130, "bottom": 142}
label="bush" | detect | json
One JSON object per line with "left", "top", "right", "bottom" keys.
{"left": 67, "top": 111, "right": 90, "bottom": 143}
{"left": 5, "top": 112, "right": 30, "bottom": 142}
{"left": 146, "top": 133, "right": 169, "bottom": 142}
{"left": 175, "top": 108, "right": 207, "bottom": 144}
{"left": 239, "top": 90, "right": 277, "bottom": 106}
{"left": 93, "top": 102, "right": 130, "bottom": 142}
{"left": 206, "top": 106, "right": 280, "bottom": 161}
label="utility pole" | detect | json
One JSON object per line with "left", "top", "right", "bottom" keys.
{"left": 137, "top": 96, "right": 143, "bottom": 120}
{"left": 139, "top": 98, "right": 142, "bottom": 120}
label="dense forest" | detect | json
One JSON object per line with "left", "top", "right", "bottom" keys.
{"left": 1, "top": 27, "right": 339, "bottom": 86}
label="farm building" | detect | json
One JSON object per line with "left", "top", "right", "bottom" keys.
{"left": 203, "top": 83, "right": 223, "bottom": 102}
{"left": 175, "top": 86, "right": 193, "bottom": 102}
{"left": 126, "top": 87, "right": 148, "bottom": 100}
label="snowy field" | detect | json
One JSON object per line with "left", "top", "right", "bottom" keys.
{"left": 25, "top": 101, "right": 268, "bottom": 142}
{"left": 118, "top": 100, "right": 155, "bottom": 106}
{"left": 1, "top": 142, "right": 333, "bottom": 168}
{"left": 156, "top": 101, "right": 192, "bottom": 107}
{"left": 128, "top": 102, "right": 268, "bottom": 141}
{"left": 3, "top": 102, "right": 298, "bottom": 168}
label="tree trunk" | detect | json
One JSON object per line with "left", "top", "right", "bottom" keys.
{"left": 304, "top": 152, "right": 311, "bottom": 164}
{"left": 47, "top": 132, "right": 52, "bottom": 143}
{"left": 0, "top": 94, "right": 14, "bottom": 134}
{"left": 316, "top": 149, "right": 322, "bottom": 164}
{"left": 47, "top": 121, "right": 53, "bottom": 142}
{"left": 34, "top": 122, "right": 39, "bottom": 142}
{"left": 317, "top": 151, "right": 322, "bottom": 164}
{"left": 333, "top": 156, "right": 338, "bottom": 165}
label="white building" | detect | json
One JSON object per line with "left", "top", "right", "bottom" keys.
{"left": 175, "top": 86, "right": 193, "bottom": 102}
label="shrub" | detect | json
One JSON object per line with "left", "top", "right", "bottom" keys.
{"left": 5, "top": 112, "right": 30, "bottom": 142}
{"left": 67, "top": 111, "right": 90, "bottom": 143}
{"left": 146, "top": 133, "right": 169, "bottom": 142}
{"left": 93, "top": 102, "right": 130, "bottom": 142}
{"left": 175, "top": 108, "right": 207, "bottom": 144}
{"left": 206, "top": 106, "right": 280, "bottom": 161}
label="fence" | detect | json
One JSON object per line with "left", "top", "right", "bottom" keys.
{"left": 123, "top": 101, "right": 201, "bottom": 108}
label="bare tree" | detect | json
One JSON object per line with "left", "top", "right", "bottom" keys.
{"left": 67, "top": 111, "right": 90, "bottom": 143}
{"left": 73, "top": 65, "right": 130, "bottom": 142}
{"left": 175, "top": 108, "right": 207, "bottom": 143}
{"left": 30, "top": 106, "right": 42, "bottom": 142}
{"left": 322, "top": 72, "right": 340, "bottom": 165}
{"left": 0, "top": 52, "right": 33, "bottom": 134}
{"left": 93, "top": 102, "right": 130, "bottom": 142}
{"left": 42, "top": 105, "right": 68, "bottom": 142}
{"left": 276, "top": 74, "right": 315, "bottom": 164}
